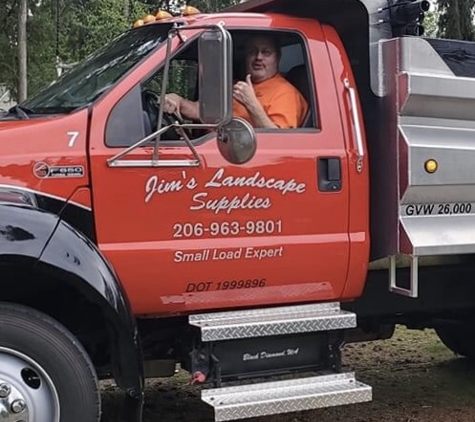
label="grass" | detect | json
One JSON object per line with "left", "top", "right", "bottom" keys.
{"left": 101, "top": 326, "right": 475, "bottom": 422}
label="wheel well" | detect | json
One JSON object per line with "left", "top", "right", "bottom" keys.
{"left": 1, "top": 258, "right": 113, "bottom": 378}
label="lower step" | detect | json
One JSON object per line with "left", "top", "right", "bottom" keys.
{"left": 201, "top": 372, "right": 372, "bottom": 421}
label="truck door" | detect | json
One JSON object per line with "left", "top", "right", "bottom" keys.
{"left": 88, "top": 25, "right": 354, "bottom": 316}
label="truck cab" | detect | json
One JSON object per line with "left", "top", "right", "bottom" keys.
{"left": 1, "top": 7, "right": 370, "bottom": 314}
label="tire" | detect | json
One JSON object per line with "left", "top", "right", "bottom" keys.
{"left": 0, "top": 302, "right": 101, "bottom": 422}
{"left": 435, "top": 324, "right": 475, "bottom": 360}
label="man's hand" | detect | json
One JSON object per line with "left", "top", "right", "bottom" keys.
{"left": 233, "top": 74, "right": 278, "bottom": 129}
{"left": 160, "top": 93, "right": 200, "bottom": 121}
{"left": 233, "top": 75, "right": 259, "bottom": 108}
{"left": 162, "top": 93, "right": 183, "bottom": 115}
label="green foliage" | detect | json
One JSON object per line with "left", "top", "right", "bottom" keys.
{"left": 422, "top": 9, "right": 439, "bottom": 38}
{"left": 58, "top": 0, "right": 129, "bottom": 63}
{"left": 437, "top": 0, "right": 475, "bottom": 40}
{"left": 0, "top": 0, "right": 19, "bottom": 99}
{"left": 137, "top": 0, "right": 240, "bottom": 14}
{"left": 189, "top": 0, "right": 241, "bottom": 12}
{"left": 3, "top": 0, "right": 475, "bottom": 103}
{"left": 0, "top": 0, "right": 240, "bottom": 101}
{"left": 27, "top": 1, "right": 57, "bottom": 98}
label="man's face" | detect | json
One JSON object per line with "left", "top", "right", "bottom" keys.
{"left": 245, "top": 36, "right": 279, "bottom": 84}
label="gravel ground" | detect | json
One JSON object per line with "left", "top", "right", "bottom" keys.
{"left": 101, "top": 326, "right": 475, "bottom": 422}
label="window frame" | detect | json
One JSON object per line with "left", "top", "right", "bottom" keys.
{"left": 228, "top": 27, "right": 319, "bottom": 134}
{"left": 105, "top": 27, "right": 320, "bottom": 149}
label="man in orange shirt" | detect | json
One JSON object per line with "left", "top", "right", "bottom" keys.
{"left": 162, "top": 34, "right": 309, "bottom": 129}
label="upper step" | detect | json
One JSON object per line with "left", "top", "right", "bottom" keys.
{"left": 201, "top": 372, "right": 372, "bottom": 421}
{"left": 189, "top": 302, "right": 356, "bottom": 342}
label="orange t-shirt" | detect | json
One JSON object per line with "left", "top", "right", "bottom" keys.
{"left": 233, "top": 74, "right": 308, "bottom": 129}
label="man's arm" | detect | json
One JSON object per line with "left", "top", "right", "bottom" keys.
{"left": 233, "top": 75, "right": 278, "bottom": 129}
{"left": 233, "top": 75, "right": 309, "bottom": 129}
{"left": 245, "top": 100, "right": 278, "bottom": 129}
{"left": 163, "top": 93, "right": 200, "bottom": 121}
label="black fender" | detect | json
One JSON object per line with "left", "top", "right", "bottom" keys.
{"left": 0, "top": 203, "right": 144, "bottom": 404}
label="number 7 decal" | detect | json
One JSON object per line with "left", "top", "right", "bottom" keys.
{"left": 67, "top": 131, "right": 79, "bottom": 147}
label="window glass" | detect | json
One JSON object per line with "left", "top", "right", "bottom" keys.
{"left": 231, "top": 30, "right": 315, "bottom": 130}
{"left": 23, "top": 24, "right": 171, "bottom": 114}
{"left": 106, "top": 28, "right": 317, "bottom": 148}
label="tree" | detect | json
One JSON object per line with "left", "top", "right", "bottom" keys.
{"left": 18, "top": 0, "right": 27, "bottom": 101}
{"left": 0, "top": 0, "right": 240, "bottom": 101}
{"left": 0, "top": 0, "right": 19, "bottom": 100}
{"left": 437, "top": 0, "right": 475, "bottom": 40}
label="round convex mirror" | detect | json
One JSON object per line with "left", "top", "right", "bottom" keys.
{"left": 217, "top": 117, "right": 257, "bottom": 165}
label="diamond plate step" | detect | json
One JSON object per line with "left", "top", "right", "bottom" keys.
{"left": 201, "top": 372, "right": 372, "bottom": 421}
{"left": 189, "top": 302, "right": 356, "bottom": 341}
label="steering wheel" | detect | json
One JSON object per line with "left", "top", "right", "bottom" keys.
{"left": 142, "top": 90, "right": 192, "bottom": 140}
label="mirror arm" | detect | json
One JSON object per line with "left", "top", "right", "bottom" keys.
{"left": 151, "top": 21, "right": 229, "bottom": 163}
{"left": 110, "top": 22, "right": 238, "bottom": 169}
{"left": 153, "top": 29, "right": 176, "bottom": 162}
{"left": 107, "top": 124, "right": 174, "bottom": 166}
{"left": 175, "top": 125, "right": 202, "bottom": 166}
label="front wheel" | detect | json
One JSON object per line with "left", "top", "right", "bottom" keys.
{"left": 0, "top": 302, "right": 101, "bottom": 422}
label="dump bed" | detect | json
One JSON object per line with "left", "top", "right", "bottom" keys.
{"left": 374, "top": 37, "right": 475, "bottom": 259}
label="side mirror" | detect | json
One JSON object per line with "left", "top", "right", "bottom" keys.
{"left": 198, "top": 27, "right": 233, "bottom": 126}
{"left": 217, "top": 117, "right": 257, "bottom": 165}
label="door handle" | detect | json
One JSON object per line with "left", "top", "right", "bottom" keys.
{"left": 318, "top": 158, "right": 341, "bottom": 192}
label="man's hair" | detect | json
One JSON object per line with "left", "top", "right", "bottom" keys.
{"left": 247, "top": 33, "right": 282, "bottom": 58}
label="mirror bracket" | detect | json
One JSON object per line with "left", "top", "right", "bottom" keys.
{"left": 107, "top": 21, "right": 256, "bottom": 169}
{"left": 108, "top": 22, "right": 232, "bottom": 169}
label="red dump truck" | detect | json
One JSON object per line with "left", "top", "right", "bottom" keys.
{"left": 2, "top": 0, "right": 475, "bottom": 420}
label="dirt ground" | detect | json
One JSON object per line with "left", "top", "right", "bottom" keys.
{"left": 101, "top": 326, "right": 475, "bottom": 422}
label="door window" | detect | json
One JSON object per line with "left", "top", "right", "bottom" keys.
{"left": 105, "top": 29, "right": 318, "bottom": 148}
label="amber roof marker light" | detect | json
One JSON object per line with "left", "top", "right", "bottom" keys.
{"left": 132, "top": 5, "right": 201, "bottom": 27}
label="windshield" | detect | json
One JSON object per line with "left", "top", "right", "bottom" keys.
{"left": 21, "top": 24, "right": 172, "bottom": 113}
